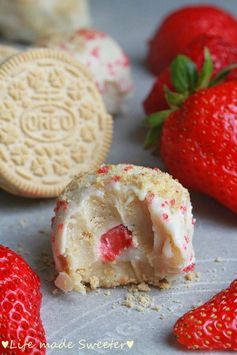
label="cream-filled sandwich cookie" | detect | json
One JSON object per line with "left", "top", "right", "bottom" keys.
{"left": 0, "top": 0, "right": 90, "bottom": 43}
{"left": 0, "top": 49, "right": 112, "bottom": 198}
{"left": 38, "top": 28, "right": 133, "bottom": 114}
{"left": 52, "top": 164, "right": 195, "bottom": 293}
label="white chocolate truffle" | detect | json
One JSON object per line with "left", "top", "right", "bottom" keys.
{"left": 52, "top": 164, "right": 195, "bottom": 293}
{"left": 38, "top": 28, "right": 133, "bottom": 114}
{"left": 0, "top": 0, "right": 90, "bottom": 42}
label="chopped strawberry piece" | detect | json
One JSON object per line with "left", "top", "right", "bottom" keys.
{"left": 183, "top": 263, "right": 195, "bottom": 273}
{"left": 97, "top": 165, "right": 109, "bottom": 174}
{"left": 100, "top": 224, "right": 133, "bottom": 261}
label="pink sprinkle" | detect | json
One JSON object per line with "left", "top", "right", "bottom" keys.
{"left": 170, "top": 199, "right": 175, "bottom": 206}
{"left": 97, "top": 166, "right": 109, "bottom": 174}
{"left": 78, "top": 29, "right": 106, "bottom": 40}
{"left": 182, "top": 263, "right": 195, "bottom": 273}
{"left": 111, "top": 175, "right": 120, "bottom": 182}
{"left": 123, "top": 165, "right": 133, "bottom": 172}
{"left": 107, "top": 63, "right": 116, "bottom": 76}
{"left": 153, "top": 167, "right": 160, "bottom": 172}
{"left": 184, "top": 235, "right": 190, "bottom": 244}
{"left": 90, "top": 46, "right": 100, "bottom": 58}
{"left": 189, "top": 254, "right": 193, "bottom": 262}
{"left": 58, "top": 200, "right": 69, "bottom": 211}
{"left": 161, "top": 203, "right": 166, "bottom": 208}
{"left": 58, "top": 224, "right": 64, "bottom": 231}
{"left": 192, "top": 217, "right": 197, "bottom": 225}
{"left": 121, "top": 54, "right": 129, "bottom": 67}
{"left": 162, "top": 213, "right": 169, "bottom": 221}
{"left": 146, "top": 192, "right": 155, "bottom": 204}
{"left": 180, "top": 205, "right": 187, "bottom": 214}
{"left": 183, "top": 244, "right": 187, "bottom": 251}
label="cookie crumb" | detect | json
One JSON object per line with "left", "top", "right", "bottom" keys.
{"left": 19, "top": 219, "right": 28, "bottom": 227}
{"left": 89, "top": 276, "right": 99, "bottom": 290}
{"left": 52, "top": 288, "right": 59, "bottom": 295}
{"left": 214, "top": 257, "right": 222, "bottom": 263}
{"left": 104, "top": 290, "right": 111, "bottom": 296}
{"left": 137, "top": 282, "right": 151, "bottom": 292}
{"left": 152, "top": 305, "right": 161, "bottom": 312}
{"left": 122, "top": 294, "right": 135, "bottom": 309}
{"left": 185, "top": 271, "right": 200, "bottom": 281}
{"left": 159, "top": 279, "right": 171, "bottom": 290}
{"left": 138, "top": 294, "right": 152, "bottom": 308}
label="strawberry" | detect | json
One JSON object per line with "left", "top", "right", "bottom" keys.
{"left": 100, "top": 224, "right": 133, "bottom": 261}
{"left": 144, "top": 50, "right": 237, "bottom": 213}
{"left": 173, "top": 279, "right": 237, "bottom": 350}
{"left": 144, "top": 35, "right": 237, "bottom": 115}
{"left": 147, "top": 5, "right": 237, "bottom": 75}
{"left": 0, "top": 245, "right": 46, "bottom": 354}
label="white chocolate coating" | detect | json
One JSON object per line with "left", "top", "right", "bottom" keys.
{"left": 52, "top": 164, "right": 195, "bottom": 293}
{"left": 38, "top": 29, "right": 133, "bottom": 114}
{"left": 0, "top": 0, "right": 90, "bottom": 42}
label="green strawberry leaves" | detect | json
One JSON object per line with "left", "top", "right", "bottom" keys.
{"left": 144, "top": 126, "right": 162, "bottom": 149}
{"left": 210, "top": 63, "right": 237, "bottom": 86}
{"left": 196, "top": 47, "right": 213, "bottom": 89}
{"left": 170, "top": 54, "right": 198, "bottom": 94}
{"left": 144, "top": 47, "right": 237, "bottom": 149}
{"left": 164, "top": 86, "right": 187, "bottom": 108}
{"left": 145, "top": 109, "right": 173, "bottom": 127}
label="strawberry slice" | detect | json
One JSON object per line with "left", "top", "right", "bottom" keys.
{"left": 173, "top": 279, "right": 237, "bottom": 350}
{"left": 0, "top": 244, "right": 46, "bottom": 354}
{"left": 99, "top": 224, "right": 133, "bottom": 261}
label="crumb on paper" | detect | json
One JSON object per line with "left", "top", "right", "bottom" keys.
{"left": 138, "top": 294, "right": 152, "bottom": 308}
{"left": 151, "top": 305, "right": 161, "bottom": 312}
{"left": 52, "top": 288, "right": 59, "bottom": 295}
{"left": 104, "top": 290, "right": 111, "bottom": 296}
{"left": 159, "top": 279, "right": 171, "bottom": 290}
{"left": 135, "top": 305, "right": 145, "bottom": 312}
{"left": 185, "top": 271, "right": 201, "bottom": 282}
{"left": 137, "top": 282, "right": 151, "bottom": 292}
{"left": 122, "top": 293, "right": 135, "bottom": 309}
{"left": 19, "top": 218, "right": 28, "bottom": 227}
{"left": 127, "top": 282, "right": 151, "bottom": 293}
{"left": 122, "top": 291, "right": 158, "bottom": 312}
{"left": 214, "top": 257, "right": 222, "bottom": 263}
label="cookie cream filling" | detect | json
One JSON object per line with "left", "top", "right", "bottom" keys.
{"left": 52, "top": 165, "right": 195, "bottom": 294}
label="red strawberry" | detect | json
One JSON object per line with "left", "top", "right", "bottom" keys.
{"left": 144, "top": 50, "right": 237, "bottom": 213}
{"left": 148, "top": 5, "right": 237, "bottom": 75}
{"left": 144, "top": 35, "right": 237, "bottom": 115}
{"left": 100, "top": 224, "right": 133, "bottom": 261}
{"left": 173, "top": 279, "right": 237, "bottom": 350}
{"left": 0, "top": 245, "right": 46, "bottom": 354}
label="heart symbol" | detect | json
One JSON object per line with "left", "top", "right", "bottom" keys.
{"left": 127, "top": 340, "right": 134, "bottom": 349}
{"left": 2, "top": 341, "right": 8, "bottom": 348}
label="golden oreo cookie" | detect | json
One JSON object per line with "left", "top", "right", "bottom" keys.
{"left": 0, "top": 49, "right": 113, "bottom": 198}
